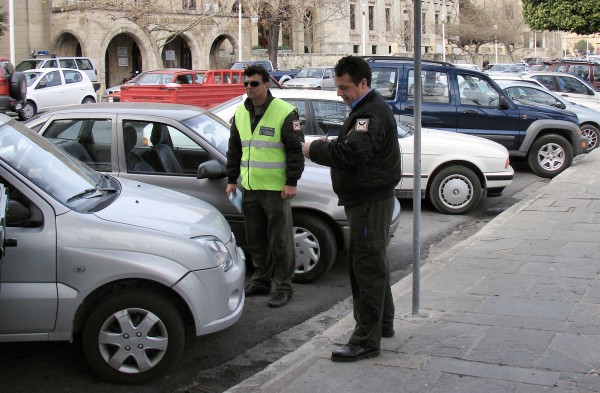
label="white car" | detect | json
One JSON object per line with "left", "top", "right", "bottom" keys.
{"left": 495, "top": 79, "right": 600, "bottom": 151}
{"left": 19, "top": 68, "right": 97, "bottom": 120}
{"left": 211, "top": 90, "right": 514, "bottom": 214}
{"left": 283, "top": 66, "right": 336, "bottom": 90}
{"left": 520, "top": 71, "right": 600, "bottom": 107}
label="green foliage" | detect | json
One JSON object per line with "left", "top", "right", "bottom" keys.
{"left": 574, "top": 39, "right": 595, "bottom": 55}
{"left": 522, "top": 0, "right": 600, "bottom": 35}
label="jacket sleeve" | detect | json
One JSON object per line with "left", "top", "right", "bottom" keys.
{"left": 225, "top": 117, "right": 242, "bottom": 184}
{"left": 309, "top": 111, "right": 386, "bottom": 170}
{"left": 281, "top": 108, "right": 305, "bottom": 186}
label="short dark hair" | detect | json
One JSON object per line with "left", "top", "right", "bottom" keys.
{"left": 334, "top": 56, "right": 372, "bottom": 87}
{"left": 244, "top": 65, "right": 270, "bottom": 83}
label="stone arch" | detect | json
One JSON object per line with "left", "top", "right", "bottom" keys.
{"left": 209, "top": 34, "right": 238, "bottom": 69}
{"left": 52, "top": 30, "right": 86, "bottom": 57}
{"left": 100, "top": 26, "right": 159, "bottom": 89}
{"left": 160, "top": 32, "right": 200, "bottom": 69}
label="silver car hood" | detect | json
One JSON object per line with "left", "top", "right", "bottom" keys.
{"left": 94, "top": 177, "right": 231, "bottom": 241}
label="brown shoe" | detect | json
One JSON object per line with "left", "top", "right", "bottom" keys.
{"left": 268, "top": 291, "right": 292, "bottom": 308}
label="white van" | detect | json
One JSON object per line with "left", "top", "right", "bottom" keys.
{"left": 16, "top": 56, "right": 98, "bottom": 82}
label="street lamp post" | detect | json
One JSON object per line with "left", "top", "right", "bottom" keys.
{"left": 440, "top": 0, "right": 447, "bottom": 62}
{"left": 238, "top": 1, "right": 242, "bottom": 61}
{"left": 361, "top": 1, "right": 367, "bottom": 56}
{"left": 493, "top": 24, "right": 498, "bottom": 63}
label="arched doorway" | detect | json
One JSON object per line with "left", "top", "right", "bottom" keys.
{"left": 55, "top": 33, "right": 82, "bottom": 56}
{"left": 209, "top": 35, "right": 236, "bottom": 69}
{"left": 105, "top": 33, "right": 144, "bottom": 89}
{"left": 161, "top": 35, "right": 192, "bottom": 69}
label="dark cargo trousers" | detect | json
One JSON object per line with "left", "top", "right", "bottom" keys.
{"left": 344, "top": 196, "right": 395, "bottom": 349}
{"left": 242, "top": 189, "right": 294, "bottom": 293}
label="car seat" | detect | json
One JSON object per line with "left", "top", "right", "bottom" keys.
{"left": 124, "top": 125, "right": 153, "bottom": 172}
{"left": 147, "top": 124, "right": 183, "bottom": 173}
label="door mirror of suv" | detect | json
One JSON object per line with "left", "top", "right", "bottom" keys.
{"left": 554, "top": 101, "right": 567, "bottom": 110}
{"left": 498, "top": 95, "right": 510, "bottom": 109}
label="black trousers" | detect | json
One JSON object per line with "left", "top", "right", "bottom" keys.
{"left": 242, "top": 189, "right": 294, "bottom": 293}
{"left": 344, "top": 197, "right": 395, "bottom": 349}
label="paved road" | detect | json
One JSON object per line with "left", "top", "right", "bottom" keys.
{"left": 0, "top": 161, "right": 551, "bottom": 393}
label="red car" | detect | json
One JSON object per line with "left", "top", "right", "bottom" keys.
{"left": 0, "top": 58, "right": 27, "bottom": 115}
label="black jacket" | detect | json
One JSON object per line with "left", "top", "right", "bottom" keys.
{"left": 226, "top": 91, "right": 305, "bottom": 187}
{"left": 308, "top": 89, "right": 401, "bottom": 206}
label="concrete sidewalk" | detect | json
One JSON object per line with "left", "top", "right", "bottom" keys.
{"left": 226, "top": 148, "right": 600, "bottom": 393}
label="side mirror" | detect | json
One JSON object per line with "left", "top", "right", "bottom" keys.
{"left": 554, "top": 101, "right": 567, "bottom": 110}
{"left": 197, "top": 159, "right": 226, "bottom": 179}
{"left": 498, "top": 95, "right": 510, "bottom": 110}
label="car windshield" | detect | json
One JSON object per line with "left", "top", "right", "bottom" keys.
{"left": 24, "top": 71, "right": 43, "bottom": 87}
{"left": 182, "top": 114, "right": 232, "bottom": 155}
{"left": 137, "top": 72, "right": 176, "bottom": 85}
{"left": 296, "top": 68, "right": 325, "bottom": 79}
{"left": 15, "top": 60, "right": 43, "bottom": 72}
{"left": 0, "top": 119, "right": 111, "bottom": 210}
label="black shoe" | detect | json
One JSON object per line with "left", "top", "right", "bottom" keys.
{"left": 382, "top": 328, "right": 395, "bottom": 338}
{"left": 268, "top": 291, "right": 292, "bottom": 308}
{"left": 245, "top": 284, "right": 270, "bottom": 297}
{"left": 331, "top": 343, "right": 380, "bottom": 362}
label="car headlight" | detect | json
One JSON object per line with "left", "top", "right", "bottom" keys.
{"left": 195, "top": 236, "right": 234, "bottom": 271}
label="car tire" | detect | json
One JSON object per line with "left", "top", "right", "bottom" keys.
{"left": 279, "top": 75, "right": 292, "bottom": 84}
{"left": 82, "top": 288, "right": 185, "bottom": 384}
{"left": 292, "top": 213, "right": 337, "bottom": 283}
{"left": 82, "top": 96, "right": 96, "bottom": 104}
{"left": 581, "top": 123, "right": 599, "bottom": 151}
{"left": 527, "top": 134, "right": 573, "bottom": 178}
{"left": 429, "top": 165, "right": 482, "bottom": 215}
{"left": 18, "top": 101, "right": 36, "bottom": 121}
{"left": 9, "top": 72, "right": 27, "bottom": 101}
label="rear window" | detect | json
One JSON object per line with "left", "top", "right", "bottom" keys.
{"left": 75, "top": 59, "right": 94, "bottom": 71}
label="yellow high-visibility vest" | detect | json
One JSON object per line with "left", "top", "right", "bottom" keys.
{"left": 235, "top": 98, "right": 296, "bottom": 190}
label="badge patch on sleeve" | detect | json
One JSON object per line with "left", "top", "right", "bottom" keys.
{"left": 356, "top": 119, "right": 369, "bottom": 132}
{"left": 293, "top": 120, "right": 302, "bottom": 131}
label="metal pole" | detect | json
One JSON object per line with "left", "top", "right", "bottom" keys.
{"left": 9, "top": 0, "right": 15, "bottom": 64}
{"left": 412, "top": 0, "right": 422, "bottom": 316}
{"left": 362, "top": 1, "right": 367, "bottom": 56}
{"left": 442, "top": 22, "right": 446, "bottom": 62}
{"left": 238, "top": 1, "right": 242, "bottom": 61}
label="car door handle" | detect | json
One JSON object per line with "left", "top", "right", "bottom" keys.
{"left": 462, "top": 110, "right": 478, "bottom": 115}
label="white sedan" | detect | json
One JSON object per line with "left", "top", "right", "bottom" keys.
{"left": 211, "top": 89, "right": 514, "bottom": 214}
{"left": 19, "top": 68, "right": 97, "bottom": 120}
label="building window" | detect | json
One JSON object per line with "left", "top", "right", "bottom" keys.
{"left": 372, "top": 45, "right": 377, "bottom": 54}
{"left": 389, "top": 45, "right": 392, "bottom": 54}
{"left": 182, "top": 0, "right": 196, "bottom": 10}
{"left": 385, "top": 8, "right": 391, "bottom": 32}
{"left": 353, "top": 45, "right": 359, "bottom": 54}
{"left": 368, "top": 6, "right": 374, "bottom": 31}
{"left": 350, "top": 3, "right": 356, "bottom": 30}
{"left": 422, "top": 12, "right": 426, "bottom": 34}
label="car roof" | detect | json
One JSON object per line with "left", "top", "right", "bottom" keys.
{"left": 28, "top": 102, "right": 212, "bottom": 122}
{"left": 361, "top": 56, "right": 456, "bottom": 67}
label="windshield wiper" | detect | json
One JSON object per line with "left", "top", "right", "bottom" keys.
{"left": 67, "top": 188, "right": 99, "bottom": 202}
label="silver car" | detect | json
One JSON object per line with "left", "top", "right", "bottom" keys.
{"left": 24, "top": 103, "right": 402, "bottom": 283}
{"left": 0, "top": 114, "right": 245, "bottom": 384}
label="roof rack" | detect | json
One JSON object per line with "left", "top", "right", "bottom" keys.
{"left": 360, "top": 56, "right": 455, "bottom": 67}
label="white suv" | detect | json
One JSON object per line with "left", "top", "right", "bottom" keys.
{"left": 16, "top": 56, "right": 98, "bottom": 82}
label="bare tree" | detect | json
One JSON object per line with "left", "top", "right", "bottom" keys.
{"left": 284, "top": 0, "right": 348, "bottom": 65}
{"left": 446, "top": 0, "right": 495, "bottom": 63}
{"left": 68, "top": 0, "right": 222, "bottom": 50}
{"left": 0, "top": 6, "right": 7, "bottom": 38}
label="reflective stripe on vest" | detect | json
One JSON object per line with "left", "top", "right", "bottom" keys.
{"left": 235, "top": 98, "right": 296, "bottom": 190}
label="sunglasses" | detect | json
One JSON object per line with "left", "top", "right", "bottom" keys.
{"left": 243, "top": 81, "right": 264, "bottom": 87}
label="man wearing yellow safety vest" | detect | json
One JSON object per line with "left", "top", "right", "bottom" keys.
{"left": 225, "top": 65, "right": 305, "bottom": 308}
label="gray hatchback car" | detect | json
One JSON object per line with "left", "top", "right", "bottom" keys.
{"left": 0, "top": 114, "right": 246, "bottom": 384}
{"left": 24, "top": 103, "right": 401, "bottom": 283}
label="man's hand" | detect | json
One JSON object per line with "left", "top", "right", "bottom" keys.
{"left": 302, "top": 141, "right": 312, "bottom": 158}
{"left": 226, "top": 183, "right": 237, "bottom": 197}
{"left": 281, "top": 185, "right": 297, "bottom": 199}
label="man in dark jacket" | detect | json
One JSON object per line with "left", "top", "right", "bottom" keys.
{"left": 302, "top": 56, "right": 401, "bottom": 361}
{"left": 226, "top": 65, "right": 304, "bottom": 308}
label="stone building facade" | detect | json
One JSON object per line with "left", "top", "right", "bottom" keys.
{"left": 1, "top": 0, "right": 569, "bottom": 91}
